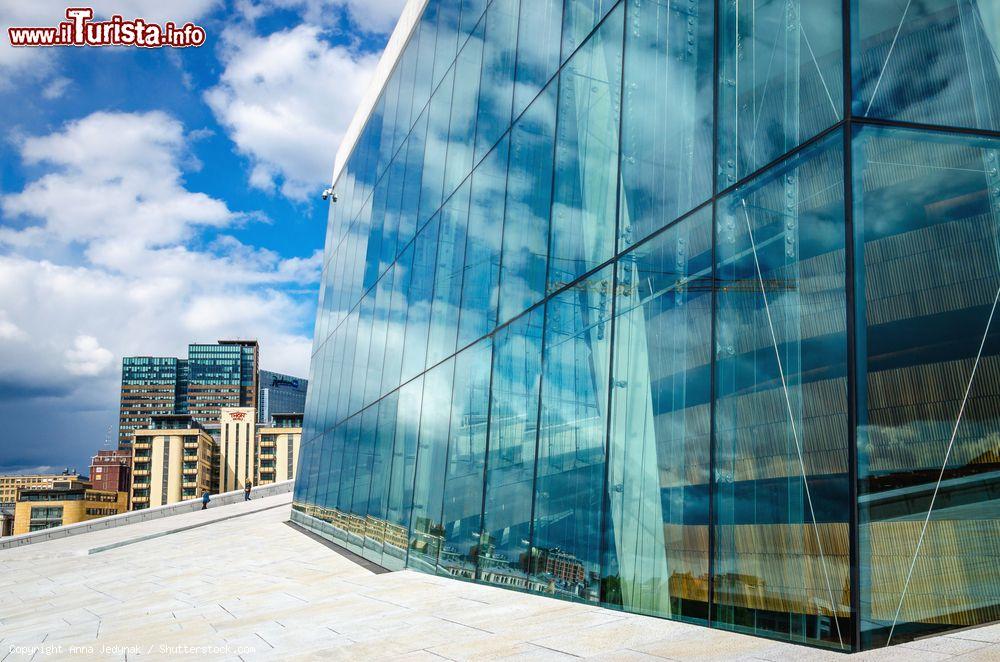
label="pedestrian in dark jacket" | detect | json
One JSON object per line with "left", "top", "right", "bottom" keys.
{"left": 201, "top": 491, "right": 210, "bottom": 510}
{"left": 244, "top": 482, "right": 252, "bottom": 501}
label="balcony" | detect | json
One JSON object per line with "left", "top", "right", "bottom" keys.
{"left": 259, "top": 453, "right": 276, "bottom": 461}
{"left": 182, "top": 481, "right": 198, "bottom": 489}
{"left": 183, "top": 454, "right": 199, "bottom": 462}
{"left": 182, "top": 468, "right": 198, "bottom": 475}
{"left": 133, "top": 442, "right": 151, "bottom": 450}
{"left": 183, "top": 442, "right": 199, "bottom": 450}
{"left": 133, "top": 470, "right": 150, "bottom": 477}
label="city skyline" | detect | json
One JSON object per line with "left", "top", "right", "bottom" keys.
{"left": 0, "top": 1, "right": 405, "bottom": 474}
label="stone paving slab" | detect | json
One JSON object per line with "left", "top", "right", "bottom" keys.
{"left": 1, "top": 503, "right": 999, "bottom": 661}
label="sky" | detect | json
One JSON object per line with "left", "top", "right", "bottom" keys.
{"left": 0, "top": 0, "right": 407, "bottom": 474}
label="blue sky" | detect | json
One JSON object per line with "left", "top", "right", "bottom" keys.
{"left": 0, "top": 0, "right": 405, "bottom": 474}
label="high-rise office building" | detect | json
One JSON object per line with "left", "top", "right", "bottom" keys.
{"left": 118, "top": 356, "right": 188, "bottom": 446}
{"left": 131, "top": 415, "right": 217, "bottom": 509}
{"left": 291, "top": 0, "right": 1000, "bottom": 653}
{"left": 258, "top": 370, "right": 308, "bottom": 424}
{"left": 118, "top": 341, "right": 260, "bottom": 446}
{"left": 187, "top": 341, "right": 259, "bottom": 425}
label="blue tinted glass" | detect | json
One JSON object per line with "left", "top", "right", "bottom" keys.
{"left": 407, "top": 358, "right": 456, "bottom": 572}
{"left": 433, "top": 0, "right": 463, "bottom": 88}
{"left": 480, "top": 307, "right": 544, "bottom": 588}
{"left": 714, "top": 130, "right": 849, "bottom": 650}
{"left": 562, "top": 0, "right": 617, "bottom": 63}
{"left": 474, "top": 0, "right": 519, "bottom": 165}
{"left": 363, "top": 393, "right": 398, "bottom": 563}
{"left": 498, "top": 81, "right": 556, "bottom": 325}
{"left": 420, "top": 66, "right": 456, "bottom": 226}
{"left": 398, "top": 108, "right": 428, "bottom": 253}
{"left": 513, "top": 0, "right": 563, "bottom": 118}
{"left": 401, "top": 218, "right": 440, "bottom": 383}
{"left": 603, "top": 206, "right": 712, "bottom": 623}
{"left": 382, "top": 244, "right": 414, "bottom": 398}
{"left": 619, "top": 0, "right": 714, "bottom": 250}
{"left": 855, "top": 125, "right": 1000, "bottom": 648}
{"left": 549, "top": 5, "right": 623, "bottom": 289}
{"left": 717, "top": 0, "right": 843, "bottom": 190}
{"left": 427, "top": 181, "right": 471, "bottom": 367}
{"left": 383, "top": 377, "right": 424, "bottom": 571}
{"left": 444, "top": 21, "right": 485, "bottom": 199}
{"left": 439, "top": 338, "right": 492, "bottom": 579}
{"left": 458, "top": 136, "right": 508, "bottom": 349}
{"left": 853, "top": 1, "right": 1000, "bottom": 132}
{"left": 531, "top": 265, "right": 614, "bottom": 602}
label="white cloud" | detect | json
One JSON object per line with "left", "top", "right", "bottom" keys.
{"left": 205, "top": 24, "right": 380, "bottom": 200}
{"left": 65, "top": 335, "right": 114, "bottom": 376}
{"left": 235, "top": 0, "right": 407, "bottom": 35}
{"left": 0, "top": 111, "right": 318, "bottom": 418}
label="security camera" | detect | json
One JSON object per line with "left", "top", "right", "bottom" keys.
{"left": 321, "top": 187, "right": 338, "bottom": 202}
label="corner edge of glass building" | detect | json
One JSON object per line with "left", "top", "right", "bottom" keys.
{"left": 293, "top": 0, "right": 1000, "bottom": 651}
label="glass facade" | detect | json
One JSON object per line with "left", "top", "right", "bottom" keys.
{"left": 293, "top": 0, "right": 1000, "bottom": 651}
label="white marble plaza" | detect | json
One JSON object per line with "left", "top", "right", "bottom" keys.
{"left": 2, "top": 494, "right": 998, "bottom": 661}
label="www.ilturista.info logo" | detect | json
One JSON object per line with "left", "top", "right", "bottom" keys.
{"left": 8, "top": 8, "right": 207, "bottom": 48}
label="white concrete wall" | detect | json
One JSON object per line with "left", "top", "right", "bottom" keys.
{"left": 0, "top": 480, "right": 293, "bottom": 550}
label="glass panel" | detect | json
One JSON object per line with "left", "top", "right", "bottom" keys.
{"left": 531, "top": 265, "right": 614, "bottom": 602}
{"left": 413, "top": 1, "right": 439, "bottom": 119}
{"left": 440, "top": 338, "right": 493, "bottom": 580}
{"left": 619, "top": 0, "right": 714, "bottom": 250}
{"left": 474, "top": 0, "right": 520, "bottom": 165}
{"left": 382, "top": 244, "right": 414, "bottom": 399}
{"left": 336, "top": 416, "right": 361, "bottom": 545}
{"left": 458, "top": 136, "right": 509, "bottom": 348}
{"left": 427, "top": 181, "right": 471, "bottom": 367}
{"left": 401, "top": 218, "right": 440, "bottom": 383}
{"left": 364, "top": 268, "right": 393, "bottom": 407}
{"left": 480, "top": 308, "right": 544, "bottom": 588}
{"left": 420, "top": 66, "right": 456, "bottom": 227}
{"left": 717, "top": 0, "right": 843, "bottom": 190}
{"left": 398, "top": 109, "right": 428, "bottom": 253}
{"left": 349, "top": 406, "right": 379, "bottom": 554}
{"left": 407, "top": 358, "right": 456, "bottom": 572}
{"left": 460, "top": 0, "right": 489, "bottom": 46}
{"left": 714, "top": 130, "right": 850, "bottom": 650}
{"left": 853, "top": 0, "right": 1000, "bottom": 132}
{"left": 549, "top": 6, "right": 624, "bottom": 291}
{"left": 513, "top": 0, "right": 563, "bottom": 118}
{"left": 433, "top": 0, "right": 463, "bottom": 88}
{"left": 603, "top": 206, "right": 712, "bottom": 623}
{"left": 562, "top": 0, "right": 618, "bottom": 63}
{"left": 855, "top": 125, "right": 1000, "bottom": 648}
{"left": 498, "top": 82, "right": 556, "bottom": 325}
{"left": 383, "top": 377, "right": 425, "bottom": 571}
{"left": 364, "top": 393, "right": 398, "bottom": 563}
{"left": 444, "top": 22, "right": 485, "bottom": 199}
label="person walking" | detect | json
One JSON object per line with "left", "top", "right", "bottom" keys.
{"left": 201, "top": 491, "right": 210, "bottom": 510}
{"left": 244, "top": 481, "right": 252, "bottom": 501}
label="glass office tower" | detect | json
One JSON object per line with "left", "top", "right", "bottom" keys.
{"left": 292, "top": 0, "right": 1000, "bottom": 651}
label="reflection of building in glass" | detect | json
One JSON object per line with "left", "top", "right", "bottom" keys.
{"left": 258, "top": 370, "right": 308, "bottom": 424}
{"left": 291, "top": 0, "right": 1000, "bottom": 652}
